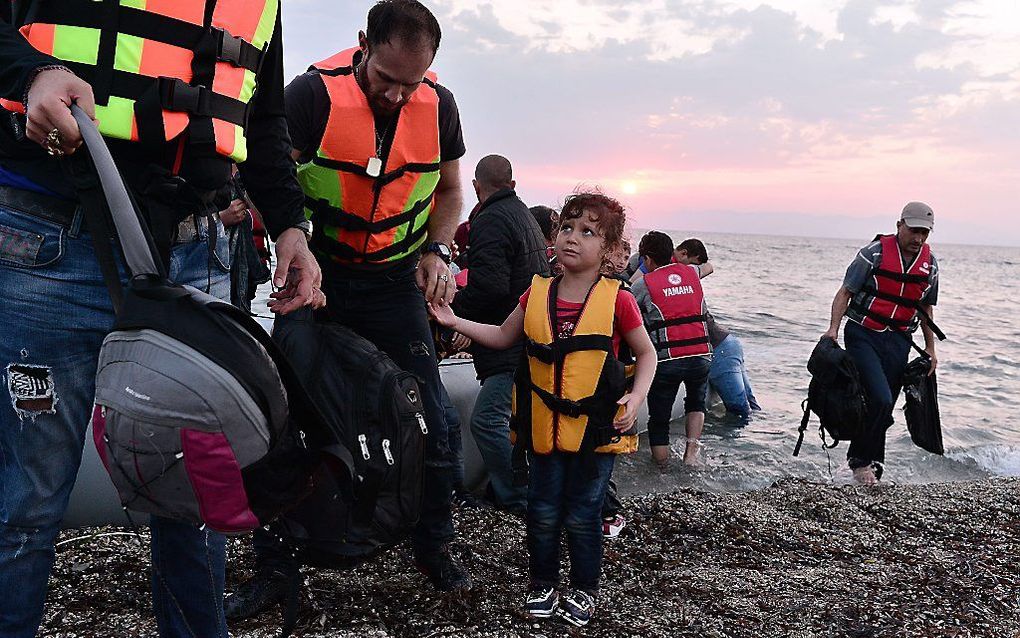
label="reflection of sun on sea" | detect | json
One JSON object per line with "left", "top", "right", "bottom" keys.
{"left": 621, "top": 181, "right": 638, "bottom": 195}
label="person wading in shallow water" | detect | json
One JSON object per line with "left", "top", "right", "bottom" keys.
{"left": 823, "top": 202, "right": 941, "bottom": 485}
{"left": 672, "top": 238, "right": 760, "bottom": 423}
{"left": 631, "top": 231, "right": 714, "bottom": 467}
{"left": 226, "top": 0, "right": 470, "bottom": 618}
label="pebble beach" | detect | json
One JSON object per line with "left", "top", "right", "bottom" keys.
{"left": 42, "top": 477, "right": 1020, "bottom": 637}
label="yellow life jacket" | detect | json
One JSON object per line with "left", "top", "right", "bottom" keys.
{"left": 511, "top": 275, "right": 637, "bottom": 457}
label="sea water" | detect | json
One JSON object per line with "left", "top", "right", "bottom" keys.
{"left": 611, "top": 231, "right": 1020, "bottom": 495}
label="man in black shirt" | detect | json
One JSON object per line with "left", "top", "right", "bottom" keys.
{"left": 453, "top": 155, "right": 549, "bottom": 514}
{"left": 227, "top": 1, "right": 469, "bottom": 617}
{"left": 0, "top": 4, "right": 320, "bottom": 636}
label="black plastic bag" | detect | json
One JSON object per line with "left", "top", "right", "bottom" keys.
{"left": 902, "top": 357, "right": 944, "bottom": 455}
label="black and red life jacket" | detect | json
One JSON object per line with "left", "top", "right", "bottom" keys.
{"left": 851, "top": 235, "right": 934, "bottom": 333}
{"left": 640, "top": 263, "right": 711, "bottom": 360}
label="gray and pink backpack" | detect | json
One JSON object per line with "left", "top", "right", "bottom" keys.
{"left": 69, "top": 106, "right": 353, "bottom": 534}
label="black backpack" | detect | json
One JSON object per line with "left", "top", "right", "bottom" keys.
{"left": 793, "top": 337, "right": 868, "bottom": 455}
{"left": 269, "top": 309, "right": 427, "bottom": 568}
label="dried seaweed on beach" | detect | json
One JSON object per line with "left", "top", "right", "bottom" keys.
{"left": 41, "top": 478, "right": 1020, "bottom": 637}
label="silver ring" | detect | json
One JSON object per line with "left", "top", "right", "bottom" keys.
{"left": 439, "top": 274, "right": 449, "bottom": 282}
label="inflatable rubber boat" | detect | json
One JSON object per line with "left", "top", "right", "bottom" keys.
{"left": 63, "top": 352, "right": 674, "bottom": 528}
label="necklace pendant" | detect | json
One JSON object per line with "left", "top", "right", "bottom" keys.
{"left": 366, "top": 156, "right": 382, "bottom": 178}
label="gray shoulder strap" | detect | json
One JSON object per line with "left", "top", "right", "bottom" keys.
{"left": 71, "top": 104, "right": 159, "bottom": 277}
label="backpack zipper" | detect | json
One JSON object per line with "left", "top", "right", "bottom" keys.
{"left": 378, "top": 370, "right": 425, "bottom": 526}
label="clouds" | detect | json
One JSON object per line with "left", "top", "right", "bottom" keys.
{"left": 280, "top": 1, "right": 1020, "bottom": 245}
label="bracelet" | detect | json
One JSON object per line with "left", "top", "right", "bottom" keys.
{"left": 23, "top": 64, "right": 75, "bottom": 112}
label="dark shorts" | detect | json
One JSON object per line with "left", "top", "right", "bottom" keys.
{"left": 646, "top": 356, "right": 711, "bottom": 447}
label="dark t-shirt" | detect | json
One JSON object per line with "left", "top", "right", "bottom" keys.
{"left": 705, "top": 312, "right": 730, "bottom": 348}
{"left": 285, "top": 52, "right": 465, "bottom": 278}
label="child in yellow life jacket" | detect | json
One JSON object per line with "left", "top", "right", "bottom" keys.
{"left": 429, "top": 191, "right": 657, "bottom": 627}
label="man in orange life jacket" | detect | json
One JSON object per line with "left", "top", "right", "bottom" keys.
{"left": 631, "top": 231, "right": 714, "bottom": 467}
{"left": 226, "top": 1, "right": 470, "bottom": 616}
{"left": 823, "top": 202, "right": 941, "bottom": 485}
{"left": 0, "top": 2, "right": 322, "bottom": 636}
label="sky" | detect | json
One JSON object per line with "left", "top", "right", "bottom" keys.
{"left": 281, "top": 1, "right": 1020, "bottom": 246}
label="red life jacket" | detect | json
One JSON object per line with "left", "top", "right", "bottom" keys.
{"left": 641, "top": 263, "right": 711, "bottom": 360}
{"left": 855, "top": 235, "right": 933, "bottom": 332}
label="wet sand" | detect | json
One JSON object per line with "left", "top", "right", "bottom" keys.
{"left": 42, "top": 477, "right": 1020, "bottom": 637}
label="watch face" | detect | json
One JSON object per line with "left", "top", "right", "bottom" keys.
{"left": 438, "top": 243, "right": 451, "bottom": 257}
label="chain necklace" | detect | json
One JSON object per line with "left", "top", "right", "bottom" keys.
{"left": 355, "top": 59, "right": 394, "bottom": 178}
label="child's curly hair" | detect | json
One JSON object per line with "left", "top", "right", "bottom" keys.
{"left": 556, "top": 188, "right": 629, "bottom": 275}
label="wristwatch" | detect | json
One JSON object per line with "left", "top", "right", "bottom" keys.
{"left": 293, "top": 220, "right": 313, "bottom": 242}
{"left": 425, "top": 241, "right": 452, "bottom": 264}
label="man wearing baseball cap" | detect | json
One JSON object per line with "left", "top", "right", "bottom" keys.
{"left": 822, "top": 202, "right": 942, "bottom": 485}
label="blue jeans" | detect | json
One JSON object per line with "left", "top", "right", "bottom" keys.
{"left": 469, "top": 371, "right": 526, "bottom": 512}
{"left": 0, "top": 201, "right": 231, "bottom": 638}
{"left": 527, "top": 451, "right": 615, "bottom": 594}
{"left": 708, "top": 335, "right": 760, "bottom": 422}
{"left": 646, "top": 356, "right": 711, "bottom": 447}
{"left": 844, "top": 321, "right": 911, "bottom": 469}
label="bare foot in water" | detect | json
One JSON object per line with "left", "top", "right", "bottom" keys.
{"left": 852, "top": 465, "right": 878, "bottom": 486}
{"left": 683, "top": 441, "right": 704, "bottom": 467}
{"left": 650, "top": 445, "right": 670, "bottom": 469}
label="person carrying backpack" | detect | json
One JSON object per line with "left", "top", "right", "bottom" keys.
{"left": 429, "top": 190, "right": 657, "bottom": 627}
{"left": 226, "top": 1, "right": 470, "bottom": 617}
{"left": 822, "top": 202, "right": 942, "bottom": 485}
{"left": 0, "top": 3, "right": 322, "bottom": 636}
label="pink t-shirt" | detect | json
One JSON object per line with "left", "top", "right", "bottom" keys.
{"left": 519, "top": 285, "right": 643, "bottom": 356}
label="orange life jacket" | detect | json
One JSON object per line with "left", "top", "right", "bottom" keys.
{"left": 1, "top": 0, "right": 277, "bottom": 163}
{"left": 297, "top": 47, "right": 441, "bottom": 265}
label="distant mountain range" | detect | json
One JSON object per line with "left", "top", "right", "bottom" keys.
{"left": 637, "top": 211, "right": 1019, "bottom": 248}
